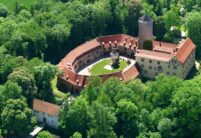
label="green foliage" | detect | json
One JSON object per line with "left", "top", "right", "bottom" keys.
{"left": 143, "top": 40, "right": 153, "bottom": 50}
{"left": 88, "top": 102, "right": 117, "bottom": 138}
{"left": 60, "top": 97, "right": 89, "bottom": 137}
{"left": 172, "top": 78, "right": 201, "bottom": 137}
{"left": 164, "top": 6, "right": 180, "bottom": 30}
{"left": 115, "top": 99, "right": 139, "bottom": 137}
{"left": 0, "top": 0, "right": 36, "bottom": 11}
{"left": 1, "top": 99, "right": 36, "bottom": 137}
{"left": 153, "top": 16, "right": 166, "bottom": 41}
{"left": 0, "top": 3, "right": 9, "bottom": 18}
{"left": 124, "top": 0, "right": 142, "bottom": 36}
{"left": 1, "top": 80, "right": 22, "bottom": 101}
{"left": 71, "top": 132, "right": 82, "bottom": 138}
{"left": 37, "top": 131, "right": 52, "bottom": 138}
{"left": 147, "top": 74, "right": 182, "bottom": 108}
{"left": 34, "top": 63, "right": 58, "bottom": 102}
{"left": 8, "top": 67, "right": 37, "bottom": 104}
{"left": 185, "top": 11, "right": 201, "bottom": 58}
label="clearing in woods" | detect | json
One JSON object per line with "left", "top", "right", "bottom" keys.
{"left": 0, "top": 0, "right": 36, "bottom": 11}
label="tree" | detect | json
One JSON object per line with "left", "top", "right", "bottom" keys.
{"left": 172, "top": 78, "right": 201, "bottom": 138}
{"left": 37, "top": 131, "right": 52, "bottom": 138}
{"left": 1, "top": 99, "right": 36, "bottom": 137}
{"left": 6, "top": 21, "right": 47, "bottom": 59}
{"left": 0, "top": 3, "right": 8, "bottom": 18}
{"left": 185, "top": 11, "right": 201, "bottom": 57}
{"left": 164, "top": 6, "right": 180, "bottom": 30}
{"left": 60, "top": 97, "right": 89, "bottom": 137}
{"left": 154, "top": 16, "right": 166, "bottom": 41}
{"left": 25, "top": 57, "right": 43, "bottom": 73}
{"left": 71, "top": 132, "right": 82, "bottom": 138}
{"left": 34, "top": 63, "right": 57, "bottom": 102}
{"left": 8, "top": 67, "right": 37, "bottom": 104}
{"left": 0, "top": 54, "right": 21, "bottom": 83}
{"left": 1, "top": 80, "right": 22, "bottom": 102}
{"left": 115, "top": 99, "right": 139, "bottom": 137}
{"left": 146, "top": 74, "right": 182, "bottom": 108}
{"left": 124, "top": 0, "right": 142, "bottom": 36}
{"left": 157, "top": 118, "right": 173, "bottom": 138}
{"left": 88, "top": 102, "right": 117, "bottom": 138}
{"left": 82, "top": 77, "right": 102, "bottom": 105}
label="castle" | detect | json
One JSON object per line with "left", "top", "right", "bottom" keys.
{"left": 57, "top": 15, "right": 196, "bottom": 92}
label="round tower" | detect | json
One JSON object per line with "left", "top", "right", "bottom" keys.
{"left": 138, "top": 14, "right": 153, "bottom": 49}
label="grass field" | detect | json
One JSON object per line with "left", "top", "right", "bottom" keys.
{"left": 0, "top": 0, "right": 36, "bottom": 11}
{"left": 91, "top": 58, "right": 128, "bottom": 76}
{"left": 51, "top": 77, "right": 66, "bottom": 99}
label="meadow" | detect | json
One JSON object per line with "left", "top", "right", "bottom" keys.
{"left": 0, "top": 0, "right": 36, "bottom": 11}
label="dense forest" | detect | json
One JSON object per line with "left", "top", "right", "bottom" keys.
{"left": 0, "top": 0, "right": 201, "bottom": 137}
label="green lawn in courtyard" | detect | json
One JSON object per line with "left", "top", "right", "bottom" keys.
{"left": 91, "top": 58, "right": 128, "bottom": 76}
{"left": 51, "top": 77, "right": 66, "bottom": 99}
{"left": 0, "top": 0, "right": 36, "bottom": 11}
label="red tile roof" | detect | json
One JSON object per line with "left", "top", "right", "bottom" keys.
{"left": 136, "top": 49, "right": 173, "bottom": 62}
{"left": 153, "top": 41, "right": 177, "bottom": 54}
{"left": 175, "top": 38, "right": 196, "bottom": 64}
{"left": 33, "top": 99, "right": 60, "bottom": 116}
{"left": 62, "top": 39, "right": 100, "bottom": 67}
{"left": 123, "top": 65, "right": 139, "bottom": 80}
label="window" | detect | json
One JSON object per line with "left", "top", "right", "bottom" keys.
{"left": 149, "top": 66, "right": 152, "bottom": 69}
{"left": 141, "top": 64, "right": 144, "bottom": 68}
{"left": 143, "top": 70, "right": 148, "bottom": 74}
{"left": 173, "top": 72, "right": 176, "bottom": 75}
{"left": 155, "top": 73, "right": 158, "bottom": 76}
{"left": 149, "top": 60, "right": 152, "bottom": 63}
{"left": 167, "top": 72, "right": 170, "bottom": 75}
{"left": 168, "top": 65, "right": 171, "bottom": 68}
{"left": 157, "top": 61, "right": 160, "bottom": 65}
{"left": 141, "top": 58, "right": 144, "bottom": 62}
{"left": 158, "top": 66, "right": 163, "bottom": 72}
{"left": 173, "top": 66, "right": 177, "bottom": 69}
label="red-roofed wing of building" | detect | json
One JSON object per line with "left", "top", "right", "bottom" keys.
{"left": 175, "top": 38, "right": 196, "bottom": 64}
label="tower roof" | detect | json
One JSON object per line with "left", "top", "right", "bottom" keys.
{"left": 138, "top": 14, "right": 153, "bottom": 23}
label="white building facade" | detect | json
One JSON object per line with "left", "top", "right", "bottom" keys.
{"left": 32, "top": 99, "right": 61, "bottom": 129}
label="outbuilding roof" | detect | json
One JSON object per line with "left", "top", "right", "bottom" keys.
{"left": 33, "top": 99, "right": 61, "bottom": 116}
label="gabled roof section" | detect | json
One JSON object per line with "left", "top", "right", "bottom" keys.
{"left": 136, "top": 49, "right": 173, "bottom": 62}
{"left": 175, "top": 38, "right": 196, "bottom": 64}
{"left": 138, "top": 14, "right": 153, "bottom": 23}
{"left": 33, "top": 99, "right": 61, "bottom": 116}
{"left": 122, "top": 65, "right": 139, "bottom": 81}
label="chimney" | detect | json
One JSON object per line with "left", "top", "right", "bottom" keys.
{"left": 114, "top": 41, "right": 117, "bottom": 47}
{"left": 129, "top": 43, "right": 132, "bottom": 48}
{"left": 125, "top": 37, "right": 127, "bottom": 42}
{"left": 109, "top": 41, "right": 112, "bottom": 47}
{"left": 159, "top": 42, "right": 162, "bottom": 47}
{"left": 101, "top": 42, "right": 105, "bottom": 47}
{"left": 123, "top": 41, "right": 126, "bottom": 47}
{"left": 76, "top": 79, "right": 79, "bottom": 85}
{"left": 131, "top": 39, "right": 134, "bottom": 45}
